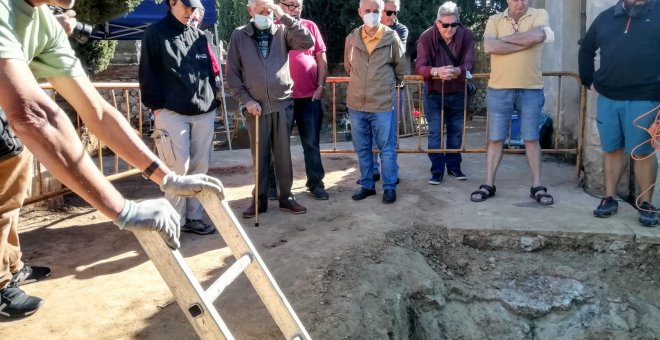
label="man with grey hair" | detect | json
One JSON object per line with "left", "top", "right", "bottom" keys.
{"left": 345, "top": 0, "right": 406, "bottom": 204}
{"left": 416, "top": 1, "right": 475, "bottom": 185}
{"left": 470, "top": 0, "right": 554, "bottom": 205}
{"left": 226, "top": 0, "right": 314, "bottom": 218}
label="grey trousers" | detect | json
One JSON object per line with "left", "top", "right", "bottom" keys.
{"left": 154, "top": 109, "right": 215, "bottom": 224}
{"left": 246, "top": 104, "right": 294, "bottom": 203}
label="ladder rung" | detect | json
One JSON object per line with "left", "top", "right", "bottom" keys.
{"left": 205, "top": 253, "right": 253, "bottom": 303}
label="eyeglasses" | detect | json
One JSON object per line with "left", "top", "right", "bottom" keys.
{"left": 280, "top": 2, "right": 301, "bottom": 11}
{"left": 438, "top": 21, "right": 459, "bottom": 28}
{"left": 385, "top": 10, "right": 398, "bottom": 16}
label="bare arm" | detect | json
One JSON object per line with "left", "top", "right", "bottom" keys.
{"left": 49, "top": 75, "right": 171, "bottom": 184}
{"left": 499, "top": 27, "right": 546, "bottom": 47}
{"left": 312, "top": 51, "right": 328, "bottom": 101}
{"left": 483, "top": 32, "right": 542, "bottom": 55}
{"left": 0, "top": 59, "right": 125, "bottom": 218}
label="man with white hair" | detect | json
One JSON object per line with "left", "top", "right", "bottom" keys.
{"left": 363, "top": 0, "right": 408, "bottom": 185}
{"left": 416, "top": 1, "right": 475, "bottom": 185}
{"left": 225, "top": 0, "right": 314, "bottom": 218}
{"left": 470, "top": 0, "right": 554, "bottom": 205}
{"left": 345, "top": 0, "right": 407, "bottom": 204}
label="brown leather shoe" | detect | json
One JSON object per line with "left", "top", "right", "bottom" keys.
{"left": 279, "top": 196, "right": 307, "bottom": 214}
{"left": 242, "top": 201, "right": 267, "bottom": 219}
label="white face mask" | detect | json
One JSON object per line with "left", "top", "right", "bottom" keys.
{"left": 362, "top": 12, "right": 380, "bottom": 28}
{"left": 254, "top": 13, "right": 274, "bottom": 30}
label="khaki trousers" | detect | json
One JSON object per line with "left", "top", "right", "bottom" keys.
{"left": 0, "top": 150, "right": 32, "bottom": 289}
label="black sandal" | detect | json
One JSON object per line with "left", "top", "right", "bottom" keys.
{"left": 470, "top": 184, "right": 496, "bottom": 202}
{"left": 530, "top": 186, "right": 554, "bottom": 205}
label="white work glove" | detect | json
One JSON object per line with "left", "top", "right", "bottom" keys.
{"left": 113, "top": 199, "right": 181, "bottom": 249}
{"left": 159, "top": 173, "right": 225, "bottom": 200}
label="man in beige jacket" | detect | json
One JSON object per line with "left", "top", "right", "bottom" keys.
{"left": 344, "top": 0, "right": 406, "bottom": 204}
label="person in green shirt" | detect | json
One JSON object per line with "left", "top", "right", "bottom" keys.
{"left": 0, "top": 0, "right": 224, "bottom": 318}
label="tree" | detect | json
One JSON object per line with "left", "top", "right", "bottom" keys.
{"left": 72, "top": 0, "right": 143, "bottom": 74}
{"left": 216, "top": 0, "right": 250, "bottom": 45}
{"left": 302, "top": 0, "right": 507, "bottom": 67}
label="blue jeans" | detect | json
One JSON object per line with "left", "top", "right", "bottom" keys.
{"left": 349, "top": 109, "right": 398, "bottom": 190}
{"left": 424, "top": 92, "right": 465, "bottom": 177}
{"left": 487, "top": 88, "right": 544, "bottom": 141}
{"left": 373, "top": 88, "right": 405, "bottom": 173}
{"left": 294, "top": 98, "right": 325, "bottom": 189}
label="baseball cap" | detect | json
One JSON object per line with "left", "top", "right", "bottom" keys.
{"left": 180, "top": 0, "right": 204, "bottom": 8}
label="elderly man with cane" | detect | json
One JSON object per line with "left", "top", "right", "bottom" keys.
{"left": 225, "top": 0, "right": 314, "bottom": 219}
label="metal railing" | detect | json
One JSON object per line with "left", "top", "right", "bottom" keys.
{"left": 26, "top": 83, "right": 148, "bottom": 205}
{"left": 25, "top": 72, "right": 586, "bottom": 205}
{"left": 322, "top": 72, "right": 587, "bottom": 179}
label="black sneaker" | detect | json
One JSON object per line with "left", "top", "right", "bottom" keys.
{"left": 0, "top": 286, "right": 44, "bottom": 318}
{"left": 447, "top": 169, "right": 467, "bottom": 180}
{"left": 309, "top": 187, "right": 329, "bottom": 200}
{"left": 428, "top": 175, "right": 443, "bottom": 185}
{"left": 181, "top": 219, "right": 216, "bottom": 235}
{"left": 638, "top": 201, "right": 658, "bottom": 227}
{"left": 10, "top": 265, "right": 51, "bottom": 287}
{"left": 593, "top": 196, "right": 618, "bottom": 218}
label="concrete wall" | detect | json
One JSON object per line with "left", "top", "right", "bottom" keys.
{"left": 541, "top": 0, "right": 582, "bottom": 149}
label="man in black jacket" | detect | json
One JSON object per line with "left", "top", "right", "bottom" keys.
{"left": 139, "top": 0, "right": 219, "bottom": 235}
{"left": 579, "top": 0, "right": 660, "bottom": 227}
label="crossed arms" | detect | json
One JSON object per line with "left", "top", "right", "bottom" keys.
{"left": 484, "top": 26, "right": 550, "bottom": 55}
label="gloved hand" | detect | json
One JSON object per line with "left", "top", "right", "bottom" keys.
{"left": 113, "top": 199, "right": 181, "bottom": 249}
{"left": 160, "top": 172, "right": 225, "bottom": 200}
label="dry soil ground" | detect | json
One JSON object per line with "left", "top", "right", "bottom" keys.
{"left": 2, "top": 140, "right": 659, "bottom": 339}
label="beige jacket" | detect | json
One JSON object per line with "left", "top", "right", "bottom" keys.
{"left": 344, "top": 25, "right": 407, "bottom": 113}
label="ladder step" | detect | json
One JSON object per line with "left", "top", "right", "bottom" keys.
{"left": 205, "top": 253, "right": 253, "bottom": 303}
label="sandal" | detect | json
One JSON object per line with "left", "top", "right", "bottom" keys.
{"left": 470, "top": 184, "right": 496, "bottom": 202}
{"left": 530, "top": 186, "right": 554, "bottom": 205}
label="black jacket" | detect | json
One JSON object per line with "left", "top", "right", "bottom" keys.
{"left": 139, "top": 12, "right": 218, "bottom": 115}
{"left": 578, "top": 0, "right": 660, "bottom": 101}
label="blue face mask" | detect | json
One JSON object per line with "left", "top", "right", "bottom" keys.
{"left": 362, "top": 12, "right": 380, "bottom": 28}
{"left": 254, "top": 13, "right": 274, "bottom": 30}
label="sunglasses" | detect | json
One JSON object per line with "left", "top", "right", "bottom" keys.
{"left": 385, "top": 10, "right": 398, "bottom": 16}
{"left": 438, "top": 21, "right": 460, "bottom": 28}
{"left": 280, "top": 2, "right": 301, "bottom": 11}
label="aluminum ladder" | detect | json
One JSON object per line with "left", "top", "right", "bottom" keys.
{"left": 132, "top": 190, "right": 311, "bottom": 340}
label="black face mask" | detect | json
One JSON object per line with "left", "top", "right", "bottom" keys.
{"left": 623, "top": 0, "right": 654, "bottom": 17}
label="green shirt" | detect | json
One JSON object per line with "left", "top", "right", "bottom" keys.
{"left": 0, "top": 0, "right": 85, "bottom": 80}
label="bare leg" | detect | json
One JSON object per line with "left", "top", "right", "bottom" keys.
{"left": 471, "top": 140, "right": 504, "bottom": 201}
{"left": 603, "top": 148, "right": 626, "bottom": 198}
{"left": 484, "top": 140, "right": 504, "bottom": 186}
{"left": 524, "top": 140, "right": 542, "bottom": 188}
{"left": 634, "top": 154, "right": 657, "bottom": 203}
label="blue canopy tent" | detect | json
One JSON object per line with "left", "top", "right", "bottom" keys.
{"left": 92, "top": 0, "right": 217, "bottom": 40}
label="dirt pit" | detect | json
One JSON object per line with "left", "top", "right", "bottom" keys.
{"left": 313, "top": 226, "right": 660, "bottom": 339}
{"left": 5, "top": 148, "right": 660, "bottom": 339}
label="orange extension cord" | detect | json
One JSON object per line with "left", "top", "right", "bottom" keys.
{"left": 631, "top": 104, "right": 660, "bottom": 211}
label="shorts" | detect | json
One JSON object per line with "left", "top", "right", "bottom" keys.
{"left": 596, "top": 95, "right": 660, "bottom": 155}
{"left": 486, "top": 88, "right": 545, "bottom": 142}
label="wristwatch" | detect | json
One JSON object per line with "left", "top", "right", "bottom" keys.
{"left": 142, "top": 160, "right": 160, "bottom": 180}
{"left": 431, "top": 68, "right": 438, "bottom": 77}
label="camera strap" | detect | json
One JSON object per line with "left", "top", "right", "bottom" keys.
{"left": 0, "top": 109, "right": 24, "bottom": 161}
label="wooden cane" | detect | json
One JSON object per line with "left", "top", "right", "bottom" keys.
{"left": 254, "top": 113, "right": 260, "bottom": 227}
